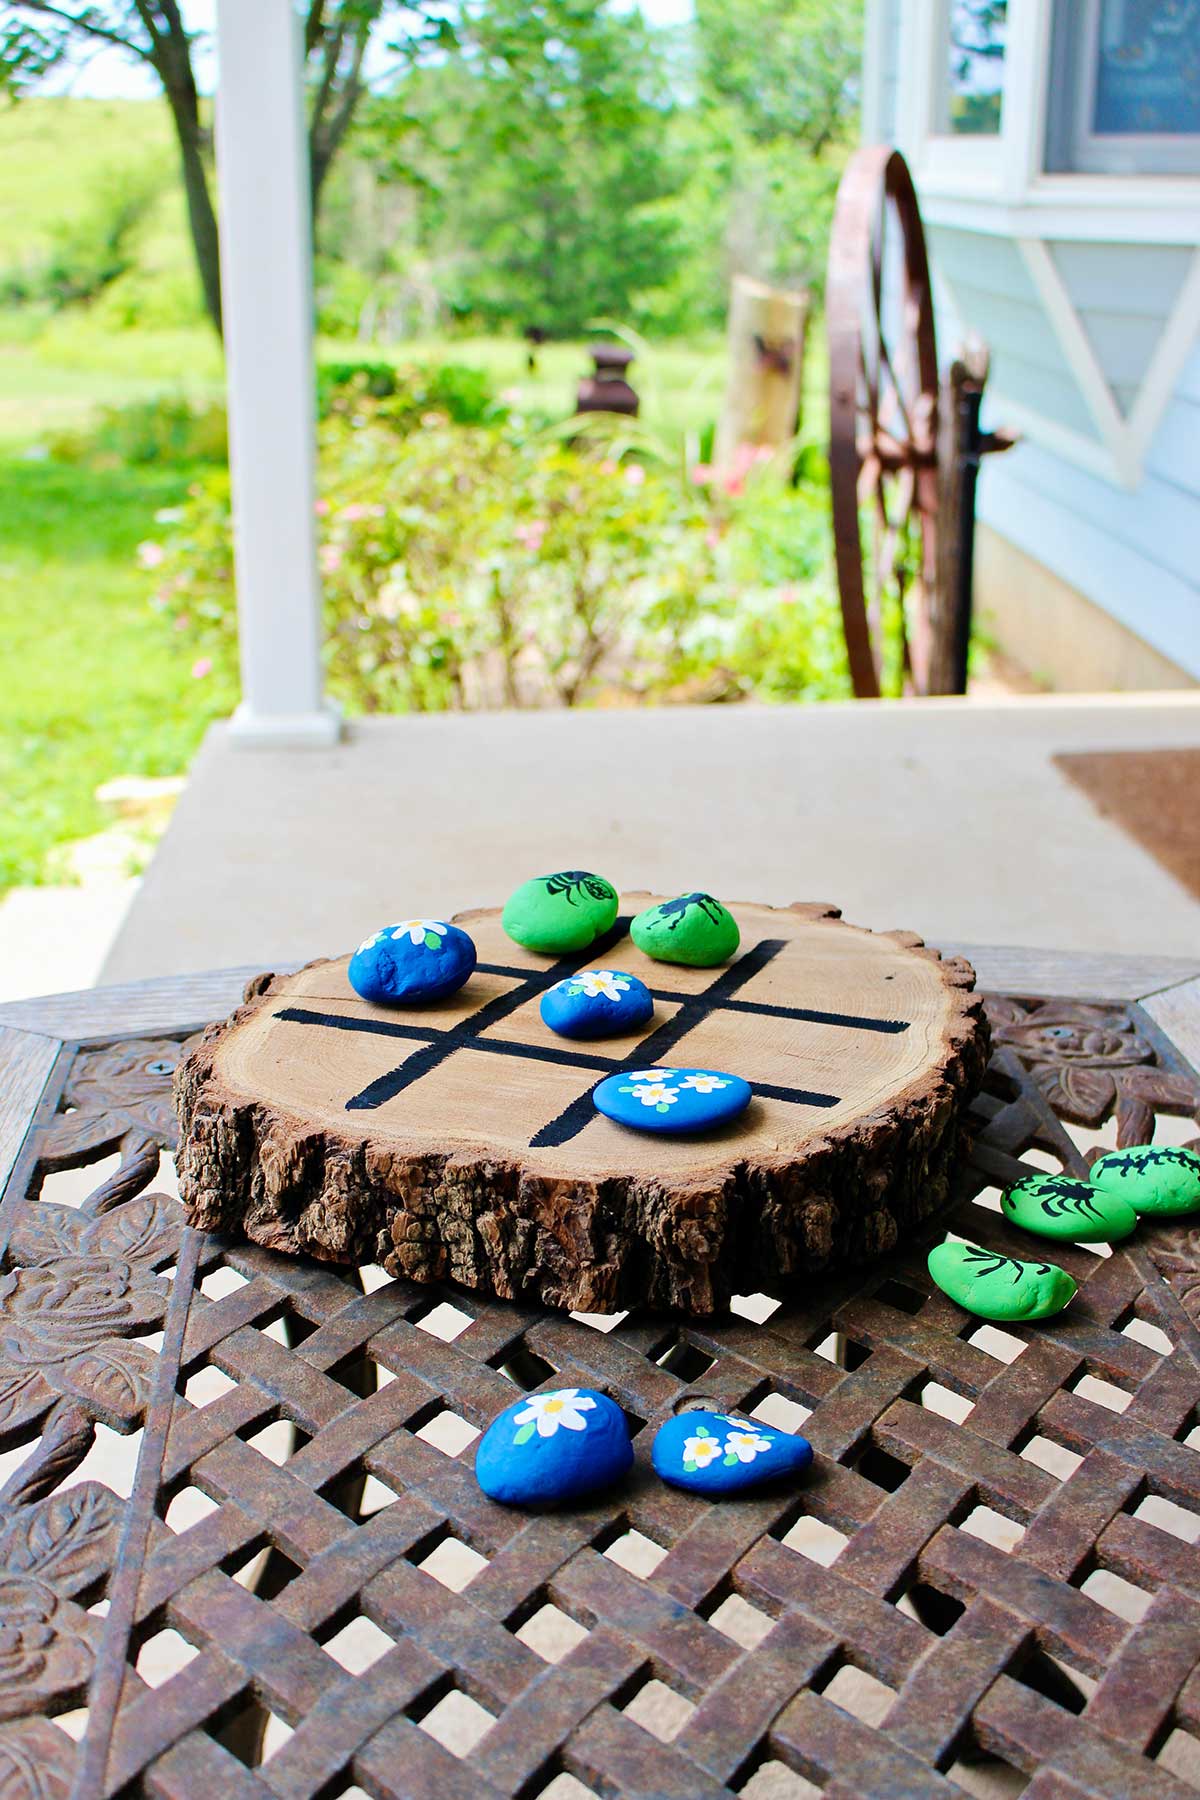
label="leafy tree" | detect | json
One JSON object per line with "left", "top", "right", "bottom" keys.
{"left": 370, "top": 0, "right": 685, "bottom": 335}
{"left": 680, "top": 0, "right": 862, "bottom": 299}
{"left": 0, "top": 1, "right": 453, "bottom": 334}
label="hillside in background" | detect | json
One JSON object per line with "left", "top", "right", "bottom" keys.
{"left": 0, "top": 97, "right": 204, "bottom": 328}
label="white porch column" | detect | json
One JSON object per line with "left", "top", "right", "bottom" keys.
{"left": 215, "top": 0, "right": 341, "bottom": 747}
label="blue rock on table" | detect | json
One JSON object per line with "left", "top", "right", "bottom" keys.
{"left": 540, "top": 969, "right": 654, "bottom": 1040}
{"left": 348, "top": 919, "right": 477, "bottom": 1005}
{"left": 475, "top": 1387, "right": 633, "bottom": 1506}
{"left": 652, "top": 1410, "right": 813, "bottom": 1496}
{"left": 593, "top": 1066, "right": 752, "bottom": 1134}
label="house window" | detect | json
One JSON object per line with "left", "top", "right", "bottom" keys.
{"left": 1045, "top": 0, "right": 1200, "bottom": 173}
{"left": 939, "top": 0, "right": 1007, "bottom": 135}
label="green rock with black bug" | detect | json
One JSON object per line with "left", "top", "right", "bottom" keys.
{"left": 1090, "top": 1144, "right": 1200, "bottom": 1218}
{"left": 1000, "top": 1171, "right": 1137, "bottom": 1244}
{"left": 928, "top": 1240, "right": 1077, "bottom": 1322}
{"left": 631, "top": 893, "right": 740, "bottom": 967}
{"left": 502, "top": 871, "right": 619, "bottom": 954}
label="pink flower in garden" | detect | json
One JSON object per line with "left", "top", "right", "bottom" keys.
{"left": 314, "top": 499, "right": 330, "bottom": 516}
{"left": 705, "top": 526, "right": 721, "bottom": 550}
{"left": 689, "top": 463, "right": 715, "bottom": 486}
{"left": 173, "top": 613, "right": 191, "bottom": 631}
{"left": 779, "top": 585, "right": 800, "bottom": 607}
{"left": 599, "top": 459, "right": 618, "bottom": 475}
{"left": 318, "top": 544, "right": 343, "bottom": 574}
{"left": 624, "top": 463, "right": 646, "bottom": 487}
{"left": 137, "top": 540, "right": 165, "bottom": 569}
{"left": 500, "top": 386, "right": 523, "bottom": 404}
{"left": 340, "top": 502, "right": 386, "bottom": 521}
{"left": 191, "top": 657, "right": 212, "bottom": 679}
{"left": 514, "top": 520, "right": 547, "bottom": 552}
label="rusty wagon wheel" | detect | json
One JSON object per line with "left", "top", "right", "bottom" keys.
{"left": 827, "top": 146, "right": 941, "bottom": 698}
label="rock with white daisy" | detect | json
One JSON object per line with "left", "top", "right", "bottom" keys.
{"left": 539, "top": 968, "right": 654, "bottom": 1040}
{"left": 651, "top": 1409, "right": 813, "bottom": 1496}
{"left": 474, "top": 1386, "right": 634, "bottom": 1505}
{"left": 348, "top": 918, "right": 477, "bottom": 1005}
{"left": 593, "top": 1066, "right": 752, "bottom": 1134}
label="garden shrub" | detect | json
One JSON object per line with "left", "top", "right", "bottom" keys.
{"left": 149, "top": 395, "right": 856, "bottom": 711}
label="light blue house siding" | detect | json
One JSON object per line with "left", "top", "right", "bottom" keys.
{"left": 930, "top": 231, "right": 1200, "bottom": 679}
{"left": 861, "top": 0, "right": 1200, "bottom": 686}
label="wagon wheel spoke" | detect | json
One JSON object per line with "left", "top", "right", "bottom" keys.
{"left": 828, "top": 146, "right": 940, "bottom": 698}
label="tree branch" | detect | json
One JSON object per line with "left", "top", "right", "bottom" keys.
{"left": 9, "top": 0, "right": 155, "bottom": 60}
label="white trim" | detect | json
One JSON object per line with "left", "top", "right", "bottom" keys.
{"left": 861, "top": 0, "right": 889, "bottom": 144}
{"left": 918, "top": 186, "right": 1200, "bottom": 242}
{"left": 1128, "top": 249, "right": 1200, "bottom": 467}
{"left": 215, "top": 0, "right": 341, "bottom": 750}
{"left": 228, "top": 702, "right": 344, "bottom": 749}
{"left": 983, "top": 394, "right": 1124, "bottom": 485}
{"left": 1017, "top": 236, "right": 1138, "bottom": 486}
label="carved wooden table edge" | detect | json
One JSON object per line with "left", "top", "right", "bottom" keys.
{"left": 0, "top": 942, "right": 1199, "bottom": 1800}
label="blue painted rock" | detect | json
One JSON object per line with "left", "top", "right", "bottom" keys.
{"left": 1000, "top": 1171, "right": 1136, "bottom": 1244}
{"left": 475, "top": 1387, "right": 633, "bottom": 1506}
{"left": 348, "top": 918, "right": 476, "bottom": 1005}
{"left": 1090, "top": 1144, "right": 1200, "bottom": 1218}
{"left": 652, "top": 1410, "right": 813, "bottom": 1496}
{"left": 540, "top": 968, "right": 654, "bottom": 1040}
{"left": 593, "top": 1066, "right": 752, "bottom": 1134}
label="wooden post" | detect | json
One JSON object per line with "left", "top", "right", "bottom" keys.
{"left": 216, "top": 0, "right": 340, "bottom": 748}
{"left": 715, "top": 275, "right": 809, "bottom": 476}
{"left": 929, "top": 337, "right": 1016, "bottom": 695}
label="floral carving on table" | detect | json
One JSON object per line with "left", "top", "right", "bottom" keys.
{"left": 37, "top": 1035, "right": 197, "bottom": 1212}
{"left": 985, "top": 998, "right": 1200, "bottom": 1146}
{"left": 0, "top": 1193, "right": 180, "bottom": 1436}
{"left": 0, "top": 1404, "right": 123, "bottom": 1790}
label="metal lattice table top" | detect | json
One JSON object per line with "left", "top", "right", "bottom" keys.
{"left": 0, "top": 945, "right": 1199, "bottom": 1800}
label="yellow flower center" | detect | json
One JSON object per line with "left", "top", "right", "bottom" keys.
{"left": 544, "top": 1398, "right": 564, "bottom": 1413}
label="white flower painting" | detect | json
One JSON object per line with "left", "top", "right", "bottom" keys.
{"left": 511, "top": 1388, "right": 597, "bottom": 1445}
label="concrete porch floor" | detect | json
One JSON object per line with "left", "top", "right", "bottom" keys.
{"left": 101, "top": 691, "right": 1200, "bottom": 983}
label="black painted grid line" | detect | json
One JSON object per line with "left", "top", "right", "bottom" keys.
{"left": 275, "top": 931, "right": 913, "bottom": 1149}
{"left": 474, "top": 961, "right": 910, "bottom": 1036}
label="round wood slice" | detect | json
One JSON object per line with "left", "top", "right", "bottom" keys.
{"left": 175, "top": 899, "right": 989, "bottom": 1314}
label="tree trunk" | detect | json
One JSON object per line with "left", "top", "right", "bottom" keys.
{"left": 173, "top": 102, "right": 223, "bottom": 336}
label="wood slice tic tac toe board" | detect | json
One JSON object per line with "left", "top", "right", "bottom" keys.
{"left": 176, "top": 899, "right": 989, "bottom": 1314}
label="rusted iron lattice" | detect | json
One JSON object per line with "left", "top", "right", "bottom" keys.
{"left": 1, "top": 962, "right": 1200, "bottom": 1799}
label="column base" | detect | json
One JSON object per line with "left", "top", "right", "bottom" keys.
{"left": 228, "top": 701, "right": 344, "bottom": 749}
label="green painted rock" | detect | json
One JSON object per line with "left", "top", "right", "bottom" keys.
{"left": 1000, "top": 1172, "right": 1136, "bottom": 1244}
{"left": 1090, "top": 1144, "right": 1200, "bottom": 1218}
{"left": 630, "top": 893, "right": 740, "bottom": 967}
{"left": 502, "top": 871, "right": 619, "bottom": 955}
{"left": 928, "top": 1240, "right": 1076, "bottom": 1322}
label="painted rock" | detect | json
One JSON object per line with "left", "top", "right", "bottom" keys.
{"left": 652, "top": 1410, "right": 813, "bottom": 1496}
{"left": 540, "top": 968, "right": 654, "bottom": 1040}
{"left": 630, "top": 893, "right": 740, "bottom": 967}
{"left": 928, "top": 1240, "right": 1077, "bottom": 1322}
{"left": 348, "top": 918, "right": 476, "bottom": 1005}
{"left": 1090, "top": 1144, "right": 1200, "bottom": 1218}
{"left": 474, "top": 1386, "right": 633, "bottom": 1506}
{"left": 1000, "top": 1172, "right": 1137, "bottom": 1244}
{"left": 593, "top": 1066, "right": 751, "bottom": 1134}
{"left": 502, "top": 871, "right": 619, "bottom": 955}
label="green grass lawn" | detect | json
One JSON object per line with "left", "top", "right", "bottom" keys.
{"left": 0, "top": 455, "right": 237, "bottom": 889}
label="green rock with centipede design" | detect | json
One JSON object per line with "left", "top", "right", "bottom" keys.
{"left": 1090, "top": 1144, "right": 1200, "bottom": 1218}
{"left": 630, "top": 893, "right": 740, "bottom": 967}
{"left": 1000, "top": 1172, "right": 1136, "bottom": 1244}
{"left": 928, "top": 1240, "right": 1077, "bottom": 1322}
{"left": 502, "top": 871, "right": 619, "bottom": 954}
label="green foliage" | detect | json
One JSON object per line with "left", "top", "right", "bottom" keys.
{"left": 47, "top": 394, "right": 228, "bottom": 468}
{"left": 364, "top": 0, "right": 686, "bottom": 336}
{"left": 316, "top": 356, "right": 503, "bottom": 425}
{"left": 150, "top": 392, "right": 853, "bottom": 716}
{"left": 0, "top": 164, "right": 164, "bottom": 309}
{"left": 0, "top": 454, "right": 236, "bottom": 889}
